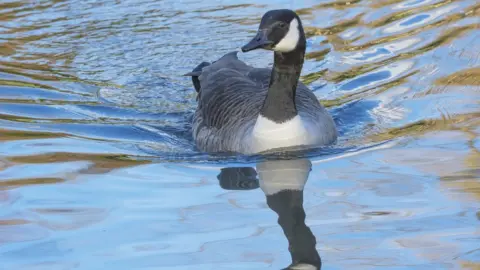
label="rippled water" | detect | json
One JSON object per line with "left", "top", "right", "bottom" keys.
{"left": 1, "top": 0, "right": 479, "bottom": 269}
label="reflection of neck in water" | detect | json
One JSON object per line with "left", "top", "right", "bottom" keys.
{"left": 217, "top": 159, "right": 321, "bottom": 269}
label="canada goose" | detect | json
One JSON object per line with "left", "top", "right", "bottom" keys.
{"left": 185, "top": 9, "right": 337, "bottom": 154}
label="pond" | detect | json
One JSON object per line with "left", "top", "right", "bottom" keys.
{"left": 0, "top": 0, "right": 479, "bottom": 269}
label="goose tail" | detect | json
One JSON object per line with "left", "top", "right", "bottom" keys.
{"left": 183, "top": 61, "right": 211, "bottom": 93}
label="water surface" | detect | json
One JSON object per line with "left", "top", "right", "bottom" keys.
{"left": 0, "top": 0, "right": 479, "bottom": 269}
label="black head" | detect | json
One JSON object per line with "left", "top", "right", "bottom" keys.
{"left": 241, "top": 9, "right": 305, "bottom": 53}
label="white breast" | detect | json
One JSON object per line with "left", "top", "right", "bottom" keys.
{"left": 250, "top": 115, "right": 310, "bottom": 153}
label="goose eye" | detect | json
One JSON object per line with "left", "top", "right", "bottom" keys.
{"left": 279, "top": 22, "right": 287, "bottom": 28}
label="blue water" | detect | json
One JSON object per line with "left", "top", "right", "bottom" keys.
{"left": 0, "top": 0, "right": 479, "bottom": 269}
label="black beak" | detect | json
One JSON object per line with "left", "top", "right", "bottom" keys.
{"left": 241, "top": 30, "right": 273, "bottom": 52}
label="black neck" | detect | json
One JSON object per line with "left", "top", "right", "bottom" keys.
{"left": 260, "top": 45, "right": 305, "bottom": 123}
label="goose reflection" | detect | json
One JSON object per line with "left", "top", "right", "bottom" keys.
{"left": 217, "top": 158, "right": 321, "bottom": 270}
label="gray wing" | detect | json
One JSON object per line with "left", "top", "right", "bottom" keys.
{"left": 192, "top": 52, "right": 267, "bottom": 152}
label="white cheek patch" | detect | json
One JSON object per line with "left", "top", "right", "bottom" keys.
{"left": 273, "top": 18, "right": 300, "bottom": 52}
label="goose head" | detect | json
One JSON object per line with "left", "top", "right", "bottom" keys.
{"left": 242, "top": 9, "right": 306, "bottom": 53}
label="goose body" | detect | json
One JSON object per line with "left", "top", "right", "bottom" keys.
{"left": 187, "top": 10, "right": 337, "bottom": 154}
